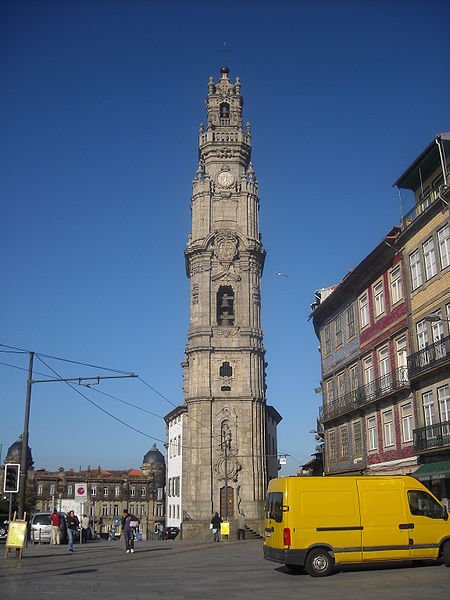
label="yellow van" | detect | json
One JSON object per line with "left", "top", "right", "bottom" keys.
{"left": 264, "top": 475, "right": 450, "bottom": 576}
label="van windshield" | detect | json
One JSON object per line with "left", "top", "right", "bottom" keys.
{"left": 265, "top": 492, "right": 283, "bottom": 523}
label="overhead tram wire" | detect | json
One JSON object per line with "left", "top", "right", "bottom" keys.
{"left": 0, "top": 343, "right": 134, "bottom": 375}
{"left": 0, "top": 360, "right": 62, "bottom": 380}
{"left": 2, "top": 344, "right": 286, "bottom": 458}
{"left": 35, "top": 355, "right": 166, "bottom": 446}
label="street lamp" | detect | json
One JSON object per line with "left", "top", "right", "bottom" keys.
{"left": 424, "top": 315, "right": 450, "bottom": 323}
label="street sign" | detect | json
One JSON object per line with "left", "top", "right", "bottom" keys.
{"left": 75, "top": 483, "right": 88, "bottom": 502}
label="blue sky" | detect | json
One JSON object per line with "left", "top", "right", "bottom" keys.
{"left": 1, "top": 0, "right": 449, "bottom": 474}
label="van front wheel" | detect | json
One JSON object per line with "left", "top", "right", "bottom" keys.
{"left": 442, "top": 541, "right": 450, "bottom": 567}
{"left": 305, "top": 548, "right": 335, "bottom": 577}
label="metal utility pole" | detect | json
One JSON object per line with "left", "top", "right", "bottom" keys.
{"left": 18, "top": 352, "right": 34, "bottom": 519}
{"left": 16, "top": 349, "right": 137, "bottom": 521}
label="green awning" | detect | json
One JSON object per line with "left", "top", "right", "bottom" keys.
{"left": 412, "top": 460, "right": 450, "bottom": 481}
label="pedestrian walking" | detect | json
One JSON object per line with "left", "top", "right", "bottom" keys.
{"left": 237, "top": 513, "right": 246, "bottom": 540}
{"left": 210, "top": 512, "right": 222, "bottom": 542}
{"left": 121, "top": 509, "right": 139, "bottom": 554}
{"left": 50, "top": 508, "right": 61, "bottom": 545}
{"left": 66, "top": 510, "right": 79, "bottom": 553}
{"left": 81, "top": 514, "right": 90, "bottom": 543}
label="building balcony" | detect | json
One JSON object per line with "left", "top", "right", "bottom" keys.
{"left": 407, "top": 334, "right": 450, "bottom": 379}
{"left": 320, "top": 367, "right": 410, "bottom": 422}
{"left": 413, "top": 420, "right": 450, "bottom": 453}
{"left": 400, "top": 186, "right": 441, "bottom": 231}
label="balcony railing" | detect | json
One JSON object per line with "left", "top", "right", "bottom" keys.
{"left": 413, "top": 420, "right": 450, "bottom": 452}
{"left": 407, "top": 334, "right": 450, "bottom": 378}
{"left": 400, "top": 188, "right": 440, "bottom": 231}
{"left": 320, "top": 367, "right": 409, "bottom": 422}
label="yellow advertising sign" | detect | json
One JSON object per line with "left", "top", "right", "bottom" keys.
{"left": 6, "top": 521, "right": 27, "bottom": 548}
{"left": 220, "top": 521, "right": 230, "bottom": 536}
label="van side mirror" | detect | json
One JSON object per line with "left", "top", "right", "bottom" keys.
{"left": 442, "top": 507, "right": 449, "bottom": 521}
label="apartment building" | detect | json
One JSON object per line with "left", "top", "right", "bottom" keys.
{"left": 311, "top": 133, "right": 449, "bottom": 503}
{"left": 395, "top": 133, "right": 450, "bottom": 503}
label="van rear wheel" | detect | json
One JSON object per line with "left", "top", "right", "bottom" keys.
{"left": 305, "top": 548, "right": 335, "bottom": 577}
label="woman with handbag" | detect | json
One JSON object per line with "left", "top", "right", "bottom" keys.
{"left": 121, "top": 509, "right": 139, "bottom": 554}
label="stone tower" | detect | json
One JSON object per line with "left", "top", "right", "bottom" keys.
{"left": 179, "top": 67, "right": 281, "bottom": 538}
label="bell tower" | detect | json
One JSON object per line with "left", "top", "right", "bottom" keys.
{"left": 177, "top": 67, "right": 281, "bottom": 537}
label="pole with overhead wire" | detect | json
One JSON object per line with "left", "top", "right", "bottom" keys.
{"left": 18, "top": 352, "right": 34, "bottom": 519}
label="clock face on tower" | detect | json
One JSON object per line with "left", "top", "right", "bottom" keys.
{"left": 217, "top": 171, "right": 235, "bottom": 188}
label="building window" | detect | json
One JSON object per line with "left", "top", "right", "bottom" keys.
{"left": 67, "top": 485, "right": 73, "bottom": 496}
{"left": 328, "top": 430, "right": 337, "bottom": 463}
{"left": 324, "top": 324, "right": 331, "bottom": 355}
{"left": 416, "top": 320, "right": 429, "bottom": 350}
{"left": 347, "top": 305, "right": 355, "bottom": 339}
{"left": 91, "top": 486, "right": 97, "bottom": 496}
{"left": 422, "top": 391, "right": 435, "bottom": 427}
{"left": 438, "top": 223, "right": 450, "bottom": 269}
{"left": 130, "top": 487, "right": 135, "bottom": 498}
{"left": 438, "top": 385, "right": 450, "bottom": 426}
{"left": 423, "top": 237, "right": 437, "bottom": 280}
{"left": 337, "top": 372, "right": 346, "bottom": 399}
{"left": 102, "top": 505, "right": 108, "bottom": 516}
{"left": 401, "top": 403, "right": 413, "bottom": 443}
{"left": 396, "top": 336, "right": 408, "bottom": 381}
{"left": 115, "top": 486, "right": 120, "bottom": 497}
{"left": 141, "top": 487, "right": 146, "bottom": 497}
{"left": 103, "top": 487, "right": 108, "bottom": 496}
{"left": 49, "top": 484, "right": 55, "bottom": 495}
{"left": 359, "top": 293, "right": 369, "bottom": 328}
{"left": 219, "top": 361, "right": 233, "bottom": 377}
{"left": 340, "top": 426, "right": 349, "bottom": 459}
{"left": 389, "top": 265, "right": 403, "bottom": 304}
{"left": 177, "top": 505, "right": 180, "bottom": 519}
{"left": 114, "top": 505, "right": 119, "bottom": 516}
{"left": 178, "top": 435, "right": 181, "bottom": 455}
{"left": 217, "top": 286, "right": 235, "bottom": 326}
{"left": 374, "top": 281, "right": 385, "bottom": 317}
{"left": 367, "top": 416, "right": 377, "bottom": 450}
{"left": 409, "top": 250, "right": 423, "bottom": 290}
{"left": 37, "top": 484, "right": 43, "bottom": 495}
{"left": 219, "top": 102, "right": 230, "bottom": 119}
{"left": 378, "top": 346, "right": 391, "bottom": 390}
{"left": 326, "top": 379, "right": 334, "bottom": 404}
{"left": 383, "top": 409, "right": 395, "bottom": 447}
{"left": 363, "top": 355, "right": 374, "bottom": 398}
{"left": 335, "top": 315, "right": 343, "bottom": 347}
{"left": 353, "top": 421, "right": 362, "bottom": 457}
{"left": 349, "top": 364, "right": 359, "bottom": 392}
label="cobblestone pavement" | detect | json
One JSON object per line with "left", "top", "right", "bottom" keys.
{"left": 1, "top": 538, "right": 449, "bottom": 600}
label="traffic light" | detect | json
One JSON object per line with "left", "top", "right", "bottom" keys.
{"left": 4, "top": 463, "right": 20, "bottom": 493}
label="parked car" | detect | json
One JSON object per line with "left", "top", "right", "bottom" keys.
{"left": 161, "top": 526, "right": 180, "bottom": 540}
{"left": 0, "top": 517, "right": 8, "bottom": 540}
{"left": 30, "top": 512, "right": 68, "bottom": 544}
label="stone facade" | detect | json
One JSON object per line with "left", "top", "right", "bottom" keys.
{"left": 167, "top": 67, "right": 281, "bottom": 539}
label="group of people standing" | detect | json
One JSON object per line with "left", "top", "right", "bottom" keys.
{"left": 50, "top": 509, "right": 90, "bottom": 552}
{"left": 50, "top": 508, "right": 140, "bottom": 554}
{"left": 210, "top": 512, "right": 247, "bottom": 542}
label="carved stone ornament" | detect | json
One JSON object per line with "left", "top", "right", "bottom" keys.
{"left": 213, "top": 326, "right": 239, "bottom": 338}
{"left": 214, "top": 452, "right": 242, "bottom": 482}
{"left": 214, "top": 232, "right": 238, "bottom": 263}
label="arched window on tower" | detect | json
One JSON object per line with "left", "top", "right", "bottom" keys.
{"left": 220, "top": 361, "right": 233, "bottom": 378}
{"left": 220, "top": 102, "right": 230, "bottom": 121}
{"left": 217, "top": 286, "right": 235, "bottom": 326}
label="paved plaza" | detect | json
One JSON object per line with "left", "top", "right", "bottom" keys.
{"left": 1, "top": 538, "right": 449, "bottom": 600}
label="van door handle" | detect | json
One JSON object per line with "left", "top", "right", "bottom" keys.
{"left": 398, "top": 523, "right": 414, "bottom": 530}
